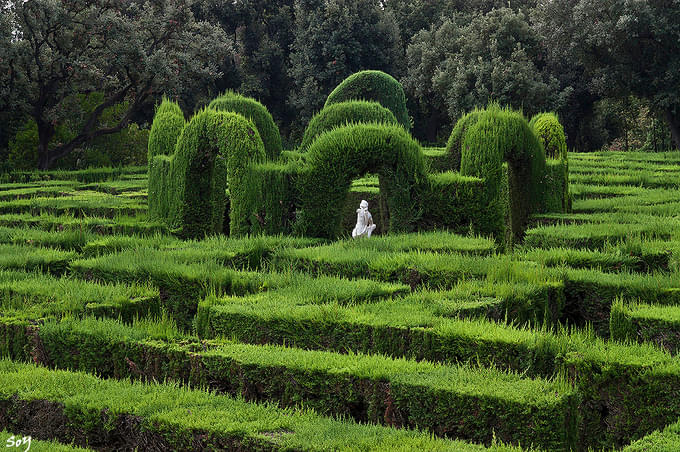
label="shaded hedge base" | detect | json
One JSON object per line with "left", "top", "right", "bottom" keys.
{"left": 0, "top": 398, "right": 273, "bottom": 452}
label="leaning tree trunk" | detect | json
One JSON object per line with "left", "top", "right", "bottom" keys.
{"left": 665, "top": 109, "right": 680, "bottom": 151}
{"left": 36, "top": 119, "right": 54, "bottom": 170}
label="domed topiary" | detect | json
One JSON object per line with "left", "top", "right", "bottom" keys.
{"left": 300, "top": 100, "right": 398, "bottom": 151}
{"left": 529, "top": 112, "right": 567, "bottom": 160}
{"left": 325, "top": 70, "right": 410, "bottom": 131}
{"left": 445, "top": 109, "right": 482, "bottom": 172}
{"left": 209, "top": 92, "right": 282, "bottom": 160}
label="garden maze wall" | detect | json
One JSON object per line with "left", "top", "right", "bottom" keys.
{"left": 0, "top": 72, "right": 678, "bottom": 451}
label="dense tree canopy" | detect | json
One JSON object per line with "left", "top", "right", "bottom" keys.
{"left": 404, "top": 8, "right": 563, "bottom": 142}
{"left": 1, "top": 0, "right": 228, "bottom": 169}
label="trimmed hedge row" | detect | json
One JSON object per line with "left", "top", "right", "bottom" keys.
{"left": 70, "top": 248, "right": 408, "bottom": 330}
{"left": 0, "top": 271, "right": 158, "bottom": 338}
{"left": 0, "top": 213, "right": 168, "bottom": 236}
{"left": 28, "top": 317, "right": 577, "bottom": 450}
{"left": 0, "top": 244, "right": 76, "bottom": 275}
{"left": 0, "top": 166, "right": 146, "bottom": 184}
{"left": 0, "top": 194, "right": 146, "bottom": 218}
{"left": 611, "top": 299, "right": 680, "bottom": 354}
{"left": 0, "top": 360, "right": 517, "bottom": 452}
{"left": 195, "top": 292, "right": 680, "bottom": 449}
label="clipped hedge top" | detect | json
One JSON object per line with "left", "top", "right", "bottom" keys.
{"left": 300, "top": 100, "right": 398, "bottom": 151}
{"left": 530, "top": 112, "right": 568, "bottom": 160}
{"left": 325, "top": 70, "right": 410, "bottom": 131}
{"left": 445, "top": 109, "right": 483, "bottom": 172}
{"left": 209, "top": 91, "right": 282, "bottom": 160}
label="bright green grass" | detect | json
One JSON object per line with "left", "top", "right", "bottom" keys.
{"left": 0, "top": 360, "right": 518, "bottom": 451}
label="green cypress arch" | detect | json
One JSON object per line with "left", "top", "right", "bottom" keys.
{"left": 295, "top": 123, "right": 426, "bottom": 239}
{"left": 460, "top": 105, "right": 548, "bottom": 247}
{"left": 166, "top": 109, "right": 266, "bottom": 238}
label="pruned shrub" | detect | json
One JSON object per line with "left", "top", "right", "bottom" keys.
{"left": 325, "top": 70, "right": 410, "bottom": 131}
{"left": 461, "top": 104, "right": 548, "bottom": 248}
{"left": 300, "top": 100, "right": 398, "bottom": 151}
{"left": 167, "top": 109, "right": 266, "bottom": 238}
{"left": 531, "top": 112, "right": 570, "bottom": 212}
{"left": 147, "top": 111, "right": 184, "bottom": 162}
{"left": 295, "top": 123, "right": 425, "bottom": 238}
{"left": 147, "top": 99, "right": 184, "bottom": 220}
{"left": 530, "top": 112, "right": 568, "bottom": 160}
{"left": 209, "top": 91, "right": 282, "bottom": 160}
{"left": 445, "top": 110, "right": 482, "bottom": 172}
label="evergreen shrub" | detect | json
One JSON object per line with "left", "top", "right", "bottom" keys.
{"left": 167, "top": 109, "right": 266, "bottom": 238}
{"left": 209, "top": 91, "right": 282, "bottom": 160}
{"left": 300, "top": 100, "right": 398, "bottom": 151}
{"left": 295, "top": 123, "right": 426, "bottom": 239}
{"left": 460, "top": 105, "right": 548, "bottom": 248}
{"left": 325, "top": 70, "right": 410, "bottom": 131}
{"left": 445, "top": 110, "right": 482, "bottom": 172}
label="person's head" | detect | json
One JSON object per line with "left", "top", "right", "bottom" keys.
{"left": 360, "top": 200, "right": 368, "bottom": 209}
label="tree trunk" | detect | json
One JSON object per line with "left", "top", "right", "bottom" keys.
{"left": 665, "top": 109, "right": 680, "bottom": 151}
{"left": 36, "top": 120, "right": 54, "bottom": 170}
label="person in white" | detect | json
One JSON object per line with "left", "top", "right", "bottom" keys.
{"left": 352, "top": 200, "right": 377, "bottom": 238}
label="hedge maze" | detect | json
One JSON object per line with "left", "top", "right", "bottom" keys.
{"left": 1, "top": 71, "right": 680, "bottom": 450}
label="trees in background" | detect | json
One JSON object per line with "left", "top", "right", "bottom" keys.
{"left": 287, "top": 0, "right": 402, "bottom": 139}
{"left": 1, "top": 0, "right": 679, "bottom": 169}
{"left": 1, "top": 0, "right": 228, "bottom": 169}
{"left": 404, "top": 8, "right": 563, "bottom": 143}
{"left": 533, "top": 0, "right": 680, "bottom": 150}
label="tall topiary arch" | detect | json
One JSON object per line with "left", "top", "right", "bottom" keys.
{"left": 300, "top": 100, "right": 398, "bottom": 151}
{"left": 209, "top": 92, "right": 282, "bottom": 160}
{"left": 147, "top": 98, "right": 185, "bottom": 220}
{"left": 295, "top": 123, "right": 426, "bottom": 239}
{"left": 166, "top": 109, "right": 266, "bottom": 238}
{"left": 460, "top": 105, "right": 548, "bottom": 247}
{"left": 444, "top": 109, "right": 482, "bottom": 172}
{"left": 325, "top": 70, "right": 410, "bottom": 131}
{"left": 530, "top": 112, "right": 570, "bottom": 212}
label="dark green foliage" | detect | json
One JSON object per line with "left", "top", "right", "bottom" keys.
{"left": 209, "top": 91, "right": 282, "bottom": 160}
{"left": 544, "top": 160, "right": 569, "bottom": 213}
{"left": 623, "top": 418, "right": 680, "bottom": 451}
{"left": 300, "top": 101, "right": 398, "bottom": 151}
{"left": 419, "top": 172, "right": 489, "bottom": 234}
{"left": 325, "top": 71, "right": 411, "bottom": 131}
{"left": 167, "top": 109, "right": 266, "bottom": 238}
{"left": 445, "top": 110, "right": 482, "bottom": 171}
{"left": 460, "top": 105, "right": 548, "bottom": 247}
{"left": 250, "top": 160, "right": 305, "bottom": 235}
{"left": 295, "top": 123, "right": 426, "bottom": 238}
